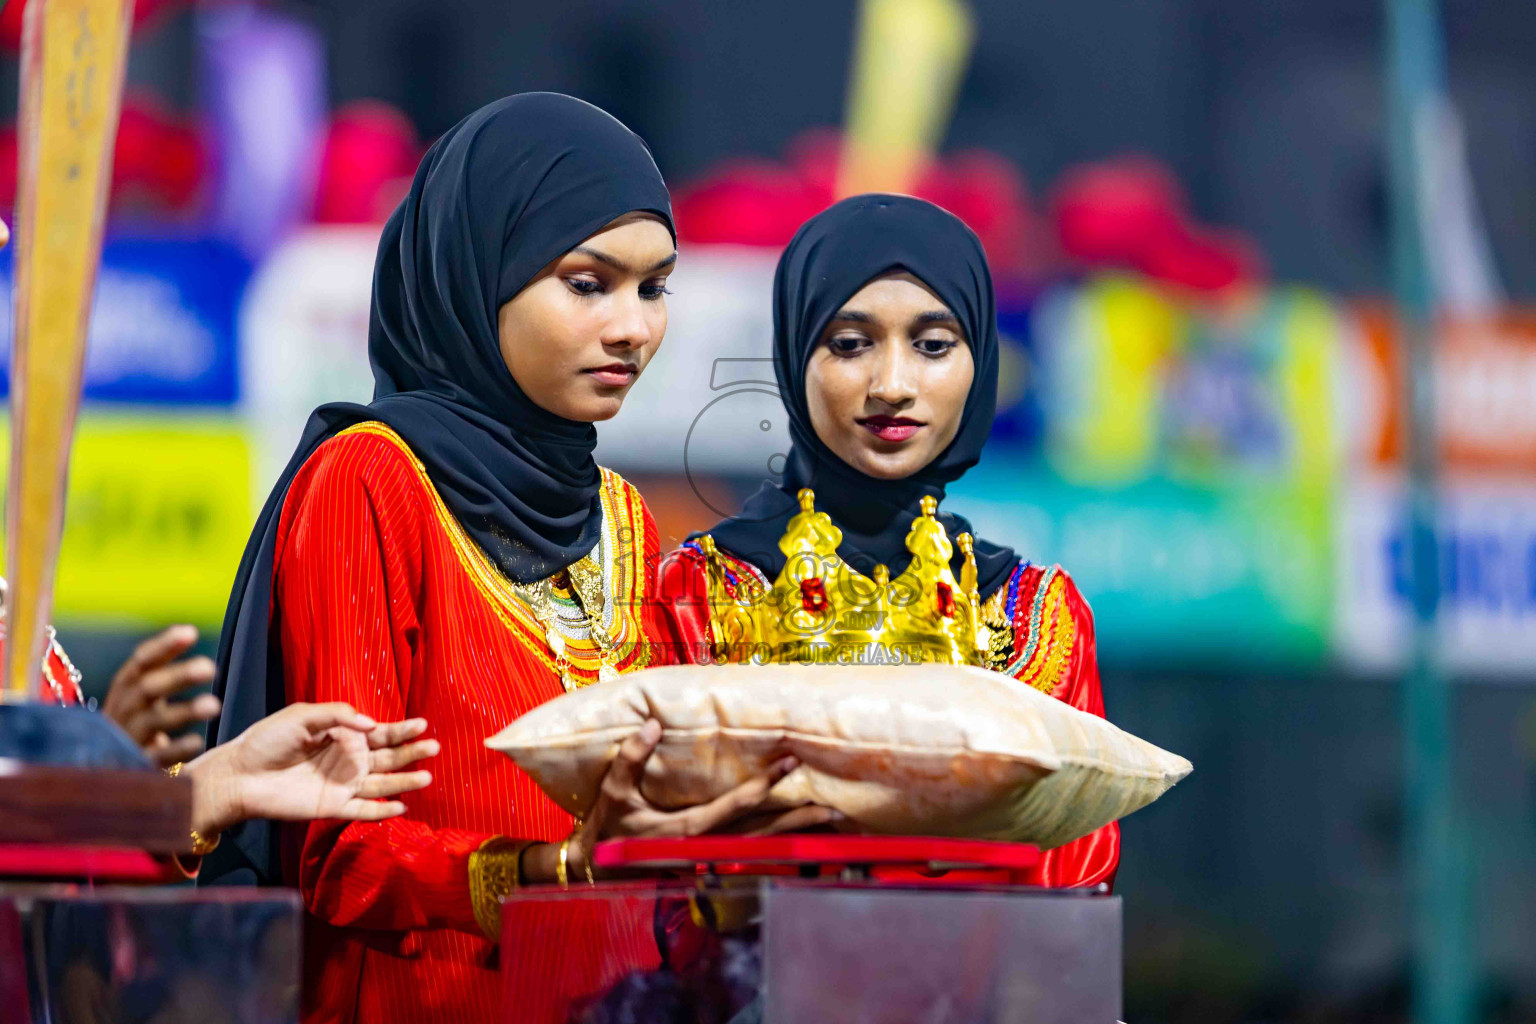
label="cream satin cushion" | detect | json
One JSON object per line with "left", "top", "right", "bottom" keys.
{"left": 486, "top": 664, "right": 1191, "bottom": 849}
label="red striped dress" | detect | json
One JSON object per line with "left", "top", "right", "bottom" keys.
{"left": 272, "top": 422, "right": 666, "bottom": 1024}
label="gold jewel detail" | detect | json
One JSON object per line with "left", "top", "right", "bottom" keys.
{"left": 511, "top": 555, "right": 619, "bottom": 691}
{"left": 979, "top": 586, "right": 1015, "bottom": 673}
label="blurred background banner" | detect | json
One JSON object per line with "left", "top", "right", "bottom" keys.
{"left": 0, "top": 237, "right": 247, "bottom": 404}
{"left": 0, "top": 0, "right": 1531, "bottom": 1020}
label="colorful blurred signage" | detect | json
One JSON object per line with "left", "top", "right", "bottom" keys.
{"left": 1030, "top": 275, "right": 1341, "bottom": 487}
{"left": 0, "top": 415, "right": 251, "bottom": 627}
{"left": 0, "top": 236, "right": 249, "bottom": 405}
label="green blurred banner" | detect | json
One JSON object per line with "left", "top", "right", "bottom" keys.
{"left": 950, "top": 469, "right": 1333, "bottom": 666}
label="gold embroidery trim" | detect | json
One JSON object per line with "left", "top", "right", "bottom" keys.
{"left": 1015, "top": 574, "right": 1076, "bottom": 695}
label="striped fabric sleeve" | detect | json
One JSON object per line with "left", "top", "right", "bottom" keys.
{"left": 275, "top": 432, "right": 490, "bottom": 935}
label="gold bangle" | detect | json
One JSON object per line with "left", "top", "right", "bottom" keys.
{"left": 164, "top": 762, "right": 218, "bottom": 855}
{"left": 556, "top": 836, "right": 572, "bottom": 890}
{"left": 469, "top": 837, "right": 533, "bottom": 942}
{"left": 189, "top": 829, "right": 220, "bottom": 857}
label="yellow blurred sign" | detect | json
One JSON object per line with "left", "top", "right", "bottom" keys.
{"left": 839, "top": 0, "right": 974, "bottom": 197}
{"left": 2, "top": 416, "right": 251, "bottom": 628}
{"left": 5, "top": 0, "right": 135, "bottom": 697}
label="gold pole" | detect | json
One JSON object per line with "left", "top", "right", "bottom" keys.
{"left": 838, "top": 0, "right": 974, "bottom": 198}
{"left": 3, "top": 0, "right": 134, "bottom": 701}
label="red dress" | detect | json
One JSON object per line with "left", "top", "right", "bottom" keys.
{"left": 271, "top": 422, "right": 666, "bottom": 1024}
{"left": 655, "top": 543, "right": 1121, "bottom": 890}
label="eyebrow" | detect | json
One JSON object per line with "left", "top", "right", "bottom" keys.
{"left": 828, "top": 309, "right": 961, "bottom": 327}
{"left": 570, "top": 246, "right": 678, "bottom": 274}
{"left": 914, "top": 310, "right": 961, "bottom": 327}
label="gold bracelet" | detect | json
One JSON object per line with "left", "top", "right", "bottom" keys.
{"left": 556, "top": 836, "right": 572, "bottom": 890}
{"left": 189, "top": 830, "right": 221, "bottom": 857}
{"left": 469, "top": 837, "right": 533, "bottom": 942}
{"left": 164, "top": 762, "right": 220, "bottom": 855}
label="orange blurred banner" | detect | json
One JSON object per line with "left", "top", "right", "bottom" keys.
{"left": 1356, "top": 306, "right": 1536, "bottom": 475}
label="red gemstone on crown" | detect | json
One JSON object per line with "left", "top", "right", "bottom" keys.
{"left": 800, "top": 577, "right": 829, "bottom": 612}
{"left": 935, "top": 581, "right": 955, "bottom": 618}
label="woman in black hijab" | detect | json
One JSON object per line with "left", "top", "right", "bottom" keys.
{"left": 201, "top": 93, "right": 815, "bottom": 1023}
{"left": 660, "top": 193, "right": 1121, "bottom": 891}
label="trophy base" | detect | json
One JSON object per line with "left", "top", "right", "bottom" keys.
{"left": 0, "top": 701, "right": 150, "bottom": 768}
{"left": 0, "top": 704, "right": 191, "bottom": 858}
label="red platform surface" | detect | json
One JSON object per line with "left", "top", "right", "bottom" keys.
{"left": 594, "top": 834, "right": 1040, "bottom": 875}
{"left": 0, "top": 843, "right": 169, "bottom": 882}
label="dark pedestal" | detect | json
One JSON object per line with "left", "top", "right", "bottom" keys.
{"left": 0, "top": 886, "right": 302, "bottom": 1024}
{"left": 764, "top": 884, "right": 1120, "bottom": 1024}
{"left": 501, "top": 838, "right": 1121, "bottom": 1024}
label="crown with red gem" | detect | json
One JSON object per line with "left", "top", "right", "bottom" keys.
{"left": 697, "top": 489, "right": 983, "bottom": 665}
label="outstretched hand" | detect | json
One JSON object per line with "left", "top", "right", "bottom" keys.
{"left": 101, "top": 625, "right": 221, "bottom": 767}
{"left": 559, "top": 719, "right": 838, "bottom": 880}
{"left": 188, "top": 702, "right": 439, "bottom": 837}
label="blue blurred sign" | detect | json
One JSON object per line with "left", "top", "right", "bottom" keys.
{"left": 0, "top": 236, "right": 250, "bottom": 405}
{"left": 1336, "top": 478, "right": 1536, "bottom": 678}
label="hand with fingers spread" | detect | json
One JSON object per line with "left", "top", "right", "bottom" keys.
{"left": 520, "top": 718, "right": 840, "bottom": 886}
{"left": 101, "top": 624, "right": 222, "bottom": 767}
{"left": 183, "top": 701, "right": 439, "bottom": 839}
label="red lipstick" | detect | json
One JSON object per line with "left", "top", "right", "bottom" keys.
{"left": 857, "top": 415, "right": 923, "bottom": 442}
{"left": 585, "top": 363, "right": 638, "bottom": 387}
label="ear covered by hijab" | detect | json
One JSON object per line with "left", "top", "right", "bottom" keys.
{"left": 201, "top": 93, "right": 674, "bottom": 887}
{"left": 699, "top": 193, "right": 1018, "bottom": 598}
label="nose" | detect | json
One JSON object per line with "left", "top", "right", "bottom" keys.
{"left": 600, "top": 288, "right": 651, "bottom": 350}
{"left": 867, "top": 343, "right": 917, "bottom": 408}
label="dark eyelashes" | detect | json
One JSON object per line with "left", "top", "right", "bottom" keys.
{"left": 916, "top": 338, "right": 958, "bottom": 356}
{"left": 826, "top": 336, "right": 957, "bottom": 357}
{"left": 565, "top": 278, "right": 672, "bottom": 301}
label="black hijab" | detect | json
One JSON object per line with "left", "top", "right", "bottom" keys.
{"left": 699, "top": 194, "right": 1017, "bottom": 598}
{"left": 201, "top": 93, "right": 673, "bottom": 886}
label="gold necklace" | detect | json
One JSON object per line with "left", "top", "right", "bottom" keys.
{"left": 512, "top": 556, "right": 619, "bottom": 690}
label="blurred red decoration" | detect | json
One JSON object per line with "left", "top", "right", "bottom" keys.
{"left": 1050, "top": 156, "right": 1263, "bottom": 293}
{"left": 0, "top": 0, "right": 183, "bottom": 50}
{"left": 112, "top": 96, "right": 204, "bottom": 213}
{"left": 313, "top": 101, "right": 422, "bottom": 224}
{"left": 0, "top": 93, "right": 205, "bottom": 215}
{"left": 673, "top": 129, "right": 1041, "bottom": 276}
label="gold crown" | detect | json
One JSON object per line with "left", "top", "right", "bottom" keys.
{"left": 698, "top": 489, "right": 985, "bottom": 666}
